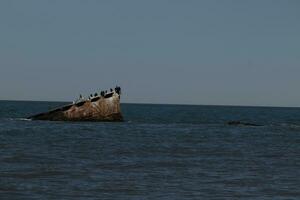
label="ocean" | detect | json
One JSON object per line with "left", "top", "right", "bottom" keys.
{"left": 0, "top": 101, "right": 299, "bottom": 199}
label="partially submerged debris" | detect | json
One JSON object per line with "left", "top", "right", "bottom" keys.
{"left": 226, "top": 121, "right": 262, "bottom": 127}
{"left": 28, "top": 87, "right": 123, "bottom": 122}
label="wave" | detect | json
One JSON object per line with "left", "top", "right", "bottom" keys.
{"left": 7, "top": 118, "right": 32, "bottom": 121}
{"left": 18, "top": 118, "right": 32, "bottom": 121}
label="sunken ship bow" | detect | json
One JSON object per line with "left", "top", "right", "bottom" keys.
{"left": 28, "top": 87, "right": 123, "bottom": 122}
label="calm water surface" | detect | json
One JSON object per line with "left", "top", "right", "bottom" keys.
{"left": 0, "top": 101, "right": 299, "bottom": 199}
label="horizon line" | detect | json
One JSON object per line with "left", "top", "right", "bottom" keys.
{"left": 0, "top": 99, "right": 299, "bottom": 109}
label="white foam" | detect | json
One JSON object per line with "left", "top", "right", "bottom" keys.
{"left": 17, "top": 118, "right": 32, "bottom": 121}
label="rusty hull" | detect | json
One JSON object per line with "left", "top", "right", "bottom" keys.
{"left": 29, "top": 92, "right": 123, "bottom": 122}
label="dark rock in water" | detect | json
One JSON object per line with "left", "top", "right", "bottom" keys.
{"left": 28, "top": 91, "right": 123, "bottom": 122}
{"left": 226, "top": 121, "right": 262, "bottom": 127}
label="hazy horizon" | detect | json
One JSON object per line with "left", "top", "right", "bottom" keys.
{"left": 1, "top": 0, "right": 300, "bottom": 107}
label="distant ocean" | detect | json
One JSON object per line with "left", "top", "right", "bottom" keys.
{"left": 0, "top": 101, "right": 299, "bottom": 199}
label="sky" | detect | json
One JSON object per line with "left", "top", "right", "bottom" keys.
{"left": 0, "top": 0, "right": 299, "bottom": 107}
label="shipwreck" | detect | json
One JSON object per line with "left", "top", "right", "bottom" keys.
{"left": 28, "top": 87, "right": 123, "bottom": 122}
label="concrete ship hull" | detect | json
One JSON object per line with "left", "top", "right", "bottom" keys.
{"left": 28, "top": 92, "right": 123, "bottom": 122}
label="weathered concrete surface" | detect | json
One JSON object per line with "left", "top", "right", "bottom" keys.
{"left": 28, "top": 92, "right": 123, "bottom": 122}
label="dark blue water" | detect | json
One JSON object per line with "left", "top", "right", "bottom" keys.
{"left": 0, "top": 101, "right": 299, "bottom": 199}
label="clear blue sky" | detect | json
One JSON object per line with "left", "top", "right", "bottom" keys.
{"left": 0, "top": 0, "right": 299, "bottom": 106}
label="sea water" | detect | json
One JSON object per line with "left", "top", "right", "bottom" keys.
{"left": 0, "top": 101, "right": 299, "bottom": 199}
